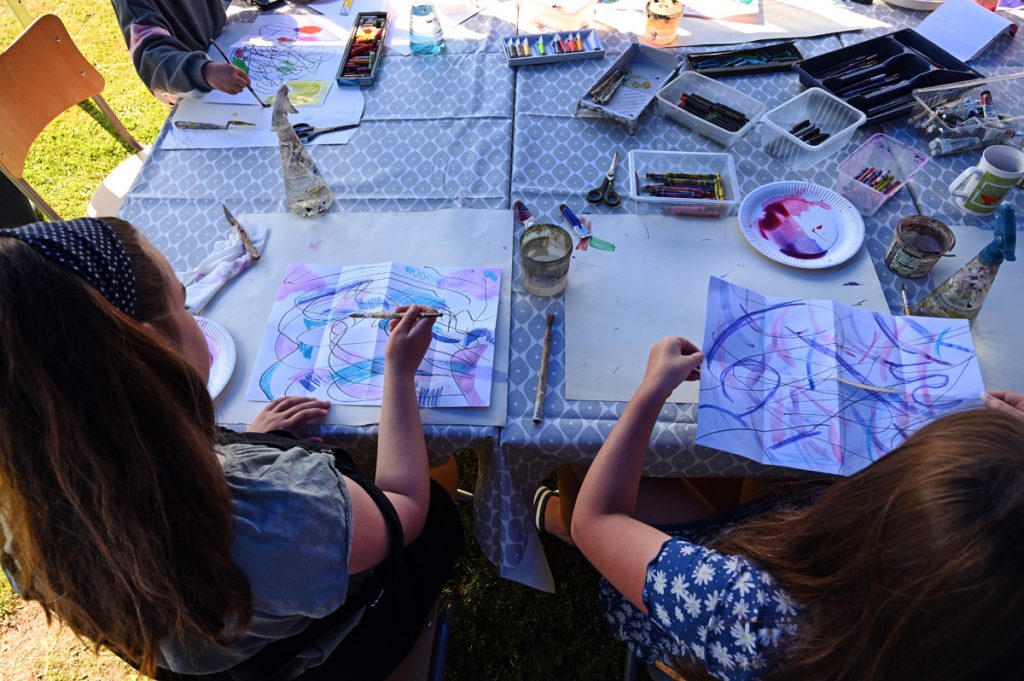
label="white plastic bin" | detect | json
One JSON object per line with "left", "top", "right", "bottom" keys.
{"left": 760, "top": 87, "right": 866, "bottom": 170}
{"left": 657, "top": 71, "right": 765, "bottom": 148}
{"left": 628, "top": 149, "right": 739, "bottom": 217}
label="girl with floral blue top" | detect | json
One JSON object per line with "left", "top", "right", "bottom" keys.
{"left": 572, "top": 336, "right": 1024, "bottom": 681}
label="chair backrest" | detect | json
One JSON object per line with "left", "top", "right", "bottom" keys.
{"left": 0, "top": 14, "right": 105, "bottom": 180}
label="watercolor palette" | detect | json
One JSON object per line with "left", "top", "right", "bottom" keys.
{"left": 197, "top": 316, "right": 236, "bottom": 400}
{"left": 737, "top": 182, "right": 865, "bottom": 270}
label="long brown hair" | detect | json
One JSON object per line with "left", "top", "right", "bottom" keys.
{"left": 0, "top": 219, "right": 250, "bottom": 675}
{"left": 691, "top": 410, "right": 1024, "bottom": 680}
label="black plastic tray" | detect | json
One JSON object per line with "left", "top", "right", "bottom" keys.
{"left": 687, "top": 42, "right": 802, "bottom": 77}
{"left": 793, "top": 29, "right": 982, "bottom": 124}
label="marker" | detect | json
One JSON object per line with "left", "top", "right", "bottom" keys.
{"left": 559, "top": 203, "right": 591, "bottom": 240}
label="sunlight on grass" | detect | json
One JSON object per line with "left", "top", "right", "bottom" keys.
{"left": 0, "top": 0, "right": 166, "bottom": 219}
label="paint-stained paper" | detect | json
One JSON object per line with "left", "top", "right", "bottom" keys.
{"left": 247, "top": 262, "right": 502, "bottom": 408}
{"left": 697, "top": 277, "right": 985, "bottom": 475}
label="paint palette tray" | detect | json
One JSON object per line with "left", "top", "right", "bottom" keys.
{"left": 793, "top": 29, "right": 981, "bottom": 124}
{"left": 337, "top": 11, "right": 390, "bottom": 86}
{"left": 504, "top": 30, "right": 604, "bottom": 67}
{"left": 575, "top": 43, "right": 682, "bottom": 135}
{"left": 627, "top": 149, "right": 739, "bottom": 218}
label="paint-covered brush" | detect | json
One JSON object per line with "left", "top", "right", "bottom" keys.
{"left": 350, "top": 311, "right": 444, "bottom": 319}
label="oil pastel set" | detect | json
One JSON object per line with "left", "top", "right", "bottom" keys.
{"left": 504, "top": 29, "right": 604, "bottom": 67}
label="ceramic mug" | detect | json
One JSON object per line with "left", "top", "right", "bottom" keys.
{"left": 949, "top": 145, "right": 1024, "bottom": 216}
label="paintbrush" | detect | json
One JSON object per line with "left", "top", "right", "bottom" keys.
{"left": 222, "top": 204, "right": 260, "bottom": 261}
{"left": 900, "top": 284, "right": 912, "bottom": 316}
{"left": 532, "top": 313, "right": 555, "bottom": 425}
{"left": 209, "top": 39, "right": 270, "bottom": 107}
{"left": 350, "top": 311, "right": 444, "bottom": 319}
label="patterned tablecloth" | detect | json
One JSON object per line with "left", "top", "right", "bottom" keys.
{"left": 119, "top": 0, "right": 1024, "bottom": 591}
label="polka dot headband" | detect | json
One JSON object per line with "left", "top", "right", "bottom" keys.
{"left": 0, "top": 218, "right": 137, "bottom": 317}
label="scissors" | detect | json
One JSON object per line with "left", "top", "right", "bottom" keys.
{"left": 586, "top": 151, "right": 621, "bottom": 208}
{"left": 292, "top": 122, "right": 360, "bottom": 143}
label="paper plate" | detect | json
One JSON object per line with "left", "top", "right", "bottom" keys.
{"left": 738, "top": 182, "right": 865, "bottom": 270}
{"left": 196, "top": 317, "right": 236, "bottom": 400}
{"left": 884, "top": 0, "right": 945, "bottom": 11}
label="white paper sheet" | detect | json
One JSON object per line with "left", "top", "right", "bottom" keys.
{"left": 162, "top": 86, "right": 364, "bottom": 149}
{"left": 202, "top": 209, "right": 512, "bottom": 427}
{"left": 202, "top": 14, "right": 348, "bottom": 106}
{"left": 696, "top": 277, "right": 985, "bottom": 475}
{"left": 564, "top": 214, "right": 889, "bottom": 404}
{"left": 246, "top": 261, "right": 502, "bottom": 408}
{"left": 927, "top": 223, "right": 1024, "bottom": 392}
{"left": 915, "top": 0, "right": 1012, "bottom": 62}
{"left": 594, "top": 0, "right": 888, "bottom": 48}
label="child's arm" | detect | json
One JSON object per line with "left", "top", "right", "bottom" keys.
{"left": 572, "top": 337, "right": 704, "bottom": 611}
{"left": 112, "top": 0, "right": 244, "bottom": 96}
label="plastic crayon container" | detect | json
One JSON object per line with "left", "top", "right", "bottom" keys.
{"left": 835, "top": 133, "right": 929, "bottom": 217}
{"left": 627, "top": 149, "right": 739, "bottom": 218}
{"left": 760, "top": 88, "right": 866, "bottom": 171}
{"left": 656, "top": 71, "right": 765, "bottom": 148}
{"left": 504, "top": 29, "right": 604, "bottom": 67}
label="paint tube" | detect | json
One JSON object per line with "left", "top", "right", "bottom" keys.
{"left": 928, "top": 135, "right": 982, "bottom": 156}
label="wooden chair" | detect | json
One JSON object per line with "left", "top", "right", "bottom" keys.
{"left": 0, "top": 14, "right": 142, "bottom": 220}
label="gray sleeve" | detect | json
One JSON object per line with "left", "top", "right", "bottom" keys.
{"left": 219, "top": 444, "right": 353, "bottom": 618}
{"left": 111, "top": 0, "right": 213, "bottom": 94}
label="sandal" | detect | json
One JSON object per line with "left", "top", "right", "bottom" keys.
{"left": 533, "top": 485, "right": 559, "bottom": 535}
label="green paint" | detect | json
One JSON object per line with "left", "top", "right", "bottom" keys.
{"left": 590, "top": 237, "right": 616, "bottom": 252}
{"left": 231, "top": 58, "right": 249, "bottom": 74}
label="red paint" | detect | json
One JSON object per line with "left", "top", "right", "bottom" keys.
{"left": 756, "top": 194, "right": 833, "bottom": 260}
{"left": 299, "top": 25, "right": 323, "bottom": 35}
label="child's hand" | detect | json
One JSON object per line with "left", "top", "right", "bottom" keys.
{"left": 639, "top": 336, "right": 704, "bottom": 401}
{"left": 982, "top": 390, "right": 1024, "bottom": 420}
{"left": 384, "top": 305, "right": 436, "bottom": 380}
{"left": 248, "top": 396, "right": 330, "bottom": 433}
{"left": 202, "top": 62, "right": 251, "bottom": 95}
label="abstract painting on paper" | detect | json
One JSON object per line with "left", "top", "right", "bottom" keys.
{"left": 203, "top": 15, "right": 347, "bottom": 105}
{"left": 696, "top": 277, "right": 984, "bottom": 475}
{"left": 247, "top": 262, "right": 502, "bottom": 408}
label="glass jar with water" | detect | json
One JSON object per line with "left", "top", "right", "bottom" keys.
{"left": 410, "top": 3, "right": 445, "bottom": 55}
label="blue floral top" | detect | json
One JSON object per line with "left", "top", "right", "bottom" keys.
{"left": 600, "top": 539, "right": 801, "bottom": 680}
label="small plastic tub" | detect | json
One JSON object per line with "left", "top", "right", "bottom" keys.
{"left": 628, "top": 149, "right": 739, "bottom": 217}
{"left": 656, "top": 71, "right": 765, "bottom": 148}
{"left": 835, "top": 133, "right": 929, "bottom": 217}
{"left": 760, "top": 87, "right": 866, "bottom": 170}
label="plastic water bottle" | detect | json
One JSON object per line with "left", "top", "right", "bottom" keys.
{"left": 409, "top": 3, "right": 445, "bottom": 55}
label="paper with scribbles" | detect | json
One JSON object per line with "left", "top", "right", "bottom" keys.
{"left": 697, "top": 277, "right": 984, "bottom": 475}
{"left": 247, "top": 261, "right": 501, "bottom": 408}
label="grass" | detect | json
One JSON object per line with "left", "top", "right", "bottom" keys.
{"left": 0, "top": 3, "right": 626, "bottom": 678}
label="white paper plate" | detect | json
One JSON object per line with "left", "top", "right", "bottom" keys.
{"left": 196, "top": 317, "right": 236, "bottom": 400}
{"left": 884, "top": 0, "right": 945, "bottom": 11}
{"left": 738, "top": 182, "right": 865, "bottom": 270}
